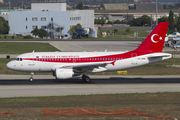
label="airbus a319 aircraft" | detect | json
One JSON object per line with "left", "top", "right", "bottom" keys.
{"left": 7, "top": 22, "right": 172, "bottom": 82}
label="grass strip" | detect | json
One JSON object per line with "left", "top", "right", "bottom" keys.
{"left": 0, "top": 92, "right": 179, "bottom": 119}
{"left": 0, "top": 42, "right": 60, "bottom": 54}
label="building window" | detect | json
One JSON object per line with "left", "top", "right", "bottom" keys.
{"left": 32, "top": 18, "right": 38, "bottom": 21}
{"left": 26, "top": 18, "right": 27, "bottom": 21}
{"left": 32, "top": 26, "right": 37, "bottom": 29}
{"left": 41, "top": 18, "right": 46, "bottom": 21}
{"left": 70, "top": 17, "right": 81, "bottom": 21}
{"left": 41, "top": 26, "right": 46, "bottom": 29}
{"left": 26, "top": 26, "right": 28, "bottom": 29}
{"left": 51, "top": 17, "right": 53, "bottom": 21}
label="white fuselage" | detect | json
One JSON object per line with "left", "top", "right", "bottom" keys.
{"left": 6, "top": 51, "right": 172, "bottom": 73}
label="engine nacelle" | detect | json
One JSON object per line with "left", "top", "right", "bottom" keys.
{"left": 55, "top": 68, "right": 74, "bottom": 79}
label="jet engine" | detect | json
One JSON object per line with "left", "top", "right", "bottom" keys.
{"left": 55, "top": 68, "right": 74, "bottom": 79}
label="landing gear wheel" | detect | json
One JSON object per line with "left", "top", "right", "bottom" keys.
{"left": 82, "top": 75, "right": 90, "bottom": 82}
{"left": 29, "top": 72, "right": 34, "bottom": 82}
{"left": 82, "top": 75, "right": 86, "bottom": 80}
{"left": 84, "top": 76, "right": 90, "bottom": 82}
{"left": 29, "top": 77, "right": 33, "bottom": 82}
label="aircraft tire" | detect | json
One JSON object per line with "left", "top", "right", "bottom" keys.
{"left": 82, "top": 75, "right": 90, "bottom": 82}
{"left": 85, "top": 76, "right": 90, "bottom": 82}
{"left": 29, "top": 77, "right": 33, "bottom": 82}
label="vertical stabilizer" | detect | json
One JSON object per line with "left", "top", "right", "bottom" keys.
{"left": 135, "top": 22, "right": 169, "bottom": 53}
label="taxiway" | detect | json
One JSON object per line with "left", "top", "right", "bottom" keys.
{"left": 0, "top": 75, "right": 180, "bottom": 98}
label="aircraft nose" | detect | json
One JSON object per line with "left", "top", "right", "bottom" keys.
{"left": 6, "top": 61, "right": 14, "bottom": 70}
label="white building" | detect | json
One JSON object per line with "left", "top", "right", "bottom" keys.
{"left": 9, "top": 3, "right": 94, "bottom": 39}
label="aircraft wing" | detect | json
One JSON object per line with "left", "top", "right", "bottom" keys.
{"left": 61, "top": 61, "right": 115, "bottom": 69}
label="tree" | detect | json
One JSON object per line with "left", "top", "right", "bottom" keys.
{"left": 113, "top": 29, "right": 118, "bottom": 34}
{"left": 176, "top": 17, "right": 180, "bottom": 32}
{"left": 39, "top": 29, "right": 48, "bottom": 38}
{"left": 76, "top": 23, "right": 82, "bottom": 29}
{"left": 77, "top": 2, "right": 84, "bottom": 10}
{"left": 69, "top": 26, "right": 76, "bottom": 34}
{"left": 168, "top": 9, "right": 175, "bottom": 32}
{"left": 113, "top": 20, "right": 121, "bottom": 24}
{"left": 128, "top": 15, "right": 151, "bottom": 26}
{"left": 107, "top": 21, "right": 113, "bottom": 24}
{"left": 69, "top": 23, "right": 82, "bottom": 34}
{"left": 94, "top": 19, "right": 105, "bottom": 24}
{"left": 31, "top": 28, "right": 49, "bottom": 38}
{"left": 31, "top": 28, "right": 39, "bottom": 36}
{"left": 0, "top": 17, "right": 10, "bottom": 34}
{"left": 140, "top": 15, "right": 151, "bottom": 26}
{"left": 158, "top": 16, "right": 168, "bottom": 23}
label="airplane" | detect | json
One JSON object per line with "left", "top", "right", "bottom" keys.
{"left": 7, "top": 22, "right": 172, "bottom": 82}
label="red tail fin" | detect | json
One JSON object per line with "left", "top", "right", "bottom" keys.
{"left": 135, "top": 22, "right": 169, "bottom": 53}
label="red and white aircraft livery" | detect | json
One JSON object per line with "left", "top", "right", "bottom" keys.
{"left": 7, "top": 22, "right": 171, "bottom": 82}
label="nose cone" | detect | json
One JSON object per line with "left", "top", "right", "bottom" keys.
{"left": 6, "top": 61, "right": 14, "bottom": 70}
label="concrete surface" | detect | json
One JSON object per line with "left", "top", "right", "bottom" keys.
{"left": 0, "top": 75, "right": 180, "bottom": 98}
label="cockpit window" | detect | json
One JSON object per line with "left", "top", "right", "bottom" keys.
{"left": 14, "top": 58, "right": 22, "bottom": 61}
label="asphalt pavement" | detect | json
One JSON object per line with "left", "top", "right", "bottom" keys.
{"left": 0, "top": 75, "right": 180, "bottom": 98}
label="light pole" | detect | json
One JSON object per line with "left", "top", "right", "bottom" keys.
{"left": 9, "top": 0, "right": 10, "bottom": 11}
{"left": 156, "top": 0, "right": 158, "bottom": 26}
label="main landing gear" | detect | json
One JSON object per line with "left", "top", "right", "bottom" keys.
{"left": 82, "top": 75, "right": 90, "bottom": 82}
{"left": 29, "top": 72, "right": 34, "bottom": 82}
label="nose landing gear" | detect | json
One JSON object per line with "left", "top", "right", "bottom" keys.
{"left": 29, "top": 72, "right": 34, "bottom": 82}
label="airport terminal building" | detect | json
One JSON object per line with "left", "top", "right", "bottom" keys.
{"left": 9, "top": 3, "right": 94, "bottom": 39}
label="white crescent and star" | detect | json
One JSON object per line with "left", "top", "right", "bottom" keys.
{"left": 151, "top": 34, "right": 163, "bottom": 43}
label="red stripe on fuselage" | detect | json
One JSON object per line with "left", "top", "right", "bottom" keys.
{"left": 22, "top": 51, "right": 152, "bottom": 63}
